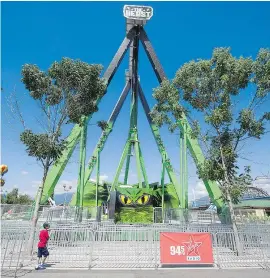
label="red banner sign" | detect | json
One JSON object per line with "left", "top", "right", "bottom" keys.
{"left": 160, "top": 232, "right": 214, "bottom": 265}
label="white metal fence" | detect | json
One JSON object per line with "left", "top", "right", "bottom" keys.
{"left": 1, "top": 204, "right": 101, "bottom": 223}
{"left": 1, "top": 222, "right": 270, "bottom": 273}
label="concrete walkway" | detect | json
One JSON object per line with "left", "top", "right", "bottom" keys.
{"left": 2, "top": 268, "right": 270, "bottom": 278}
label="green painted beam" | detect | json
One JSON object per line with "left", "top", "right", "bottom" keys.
{"left": 40, "top": 28, "right": 134, "bottom": 204}
{"left": 138, "top": 85, "right": 181, "bottom": 206}
{"left": 161, "top": 161, "right": 165, "bottom": 215}
{"left": 84, "top": 122, "right": 113, "bottom": 183}
{"left": 41, "top": 122, "right": 84, "bottom": 204}
{"left": 180, "top": 133, "right": 183, "bottom": 208}
{"left": 71, "top": 82, "right": 131, "bottom": 204}
{"left": 111, "top": 141, "right": 130, "bottom": 192}
{"left": 96, "top": 150, "right": 100, "bottom": 207}
{"left": 177, "top": 117, "right": 224, "bottom": 209}
{"left": 124, "top": 142, "right": 132, "bottom": 184}
{"left": 182, "top": 122, "right": 188, "bottom": 209}
{"left": 134, "top": 138, "right": 143, "bottom": 188}
{"left": 76, "top": 116, "right": 88, "bottom": 207}
{"left": 138, "top": 143, "right": 149, "bottom": 188}
{"left": 70, "top": 122, "right": 113, "bottom": 205}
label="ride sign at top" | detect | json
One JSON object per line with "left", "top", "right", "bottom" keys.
{"left": 123, "top": 5, "right": 153, "bottom": 21}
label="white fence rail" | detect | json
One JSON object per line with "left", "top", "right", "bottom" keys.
{"left": 1, "top": 222, "right": 270, "bottom": 273}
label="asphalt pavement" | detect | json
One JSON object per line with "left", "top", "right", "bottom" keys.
{"left": 2, "top": 268, "right": 270, "bottom": 278}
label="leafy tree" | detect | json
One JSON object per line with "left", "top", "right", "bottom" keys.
{"left": 18, "top": 193, "right": 34, "bottom": 205}
{"left": 1, "top": 188, "right": 33, "bottom": 205}
{"left": 17, "top": 58, "right": 106, "bottom": 253}
{"left": 151, "top": 48, "right": 270, "bottom": 253}
{"left": 5, "top": 188, "right": 19, "bottom": 204}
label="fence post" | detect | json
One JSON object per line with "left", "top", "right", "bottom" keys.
{"left": 88, "top": 230, "right": 95, "bottom": 269}
{"left": 213, "top": 233, "right": 220, "bottom": 268}
{"left": 154, "top": 229, "right": 158, "bottom": 269}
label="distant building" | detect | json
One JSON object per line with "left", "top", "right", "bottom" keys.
{"left": 191, "top": 186, "right": 270, "bottom": 215}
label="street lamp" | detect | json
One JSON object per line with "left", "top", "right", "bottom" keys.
{"left": 63, "top": 184, "right": 72, "bottom": 206}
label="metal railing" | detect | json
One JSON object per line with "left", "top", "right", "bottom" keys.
{"left": 1, "top": 222, "right": 270, "bottom": 271}
{"left": 2, "top": 205, "right": 268, "bottom": 226}
{"left": 1, "top": 204, "right": 101, "bottom": 223}
{"left": 1, "top": 229, "right": 29, "bottom": 277}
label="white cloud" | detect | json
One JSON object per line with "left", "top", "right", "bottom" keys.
{"left": 188, "top": 177, "right": 270, "bottom": 202}
{"left": 189, "top": 180, "right": 208, "bottom": 200}
{"left": 21, "top": 171, "right": 29, "bottom": 175}
{"left": 253, "top": 177, "right": 270, "bottom": 194}
{"left": 90, "top": 174, "right": 109, "bottom": 184}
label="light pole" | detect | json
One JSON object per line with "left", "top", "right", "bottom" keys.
{"left": 63, "top": 184, "right": 72, "bottom": 206}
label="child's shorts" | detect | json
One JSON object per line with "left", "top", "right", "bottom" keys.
{"left": 37, "top": 247, "right": 49, "bottom": 258}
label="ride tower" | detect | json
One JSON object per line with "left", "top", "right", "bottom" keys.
{"left": 40, "top": 5, "right": 224, "bottom": 222}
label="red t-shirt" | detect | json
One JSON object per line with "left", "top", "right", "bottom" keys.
{"left": 38, "top": 229, "right": 49, "bottom": 248}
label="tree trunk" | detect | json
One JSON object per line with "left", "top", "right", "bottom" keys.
{"left": 218, "top": 145, "right": 243, "bottom": 255}
{"left": 226, "top": 189, "right": 243, "bottom": 255}
{"left": 27, "top": 161, "right": 49, "bottom": 255}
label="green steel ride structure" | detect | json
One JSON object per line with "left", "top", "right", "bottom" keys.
{"left": 40, "top": 5, "right": 224, "bottom": 221}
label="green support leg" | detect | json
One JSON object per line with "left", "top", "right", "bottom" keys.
{"left": 124, "top": 137, "right": 132, "bottom": 184}
{"left": 183, "top": 122, "right": 188, "bottom": 209}
{"left": 96, "top": 150, "right": 100, "bottom": 207}
{"left": 180, "top": 134, "right": 183, "bottom": 208}
{"left": 178, "top": 117, "right": 223, "bottom": 209}
{"left": 70, "top": 82, "right": 131, "bottom": 205}
{"left": 40, "top": 28, "right": 134, "bottom": 205}
{"left": 41, "top": 122, "right": 85, "bottom": 204}
{"left": 76, "top": 116, "right": 88, "bottom": 207}
{"left": 138, "top": 143, "right": 149, "bottom": 188}
{"left": 133, "top": 137, "right": 143, "bottom": 188}
{"left": 111, "top": 141, "right": 130, "bottom": 192}
{"left": 161, "top": 161, "right": 165, "bottom": 216}
{"left": 83, "top": 82, "right": 131, "bottom": 184}
{"left": 138, "top": 84, "right": 181, "bottom": 206}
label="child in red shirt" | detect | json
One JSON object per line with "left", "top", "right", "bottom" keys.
{"left": 35, "top": 222, "right": 50, "bottom": 270}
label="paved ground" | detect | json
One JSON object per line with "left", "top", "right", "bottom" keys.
{"left": 2, "top": 269, "right": 270, "bottom": 278}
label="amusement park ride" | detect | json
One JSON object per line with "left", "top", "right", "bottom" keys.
{"left": 39, "top": 5, "right": 225, "bottom": 222}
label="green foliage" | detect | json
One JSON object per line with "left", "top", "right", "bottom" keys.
{"left": 70, "top": 181, "right": 109, "bottom": 207}
{"left": 115, "top": 207, "right": 153, "bottom": 223}
{"left": 97, "top": 120, "right": 109, "bottom": 131}
{"left": 20, "top": 58, "right": 105, "bottom": 172}
{"left": 164, "top": 183, "right": 180, "bottom": 208}
{"left": 20, "top": 129, "right": 66, "bottom": 162}
{"left": 151, "top": 48, "right": 270, "bottom": 204}
{"left": 22, "top": 58, "right": 106, "bottom": 124}
{"left": 116, "top": 187, "right": 153, "bottom": 202}
{"left": 1, "top": 188, "right": 33, "bottom": 205}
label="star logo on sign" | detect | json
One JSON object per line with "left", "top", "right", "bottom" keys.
{"left": 183, "top": 236, "right": 202, "bottom": 256}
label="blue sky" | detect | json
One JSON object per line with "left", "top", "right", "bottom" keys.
{"left": 1, "top": 1, "right": 270, "bottom": 199}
